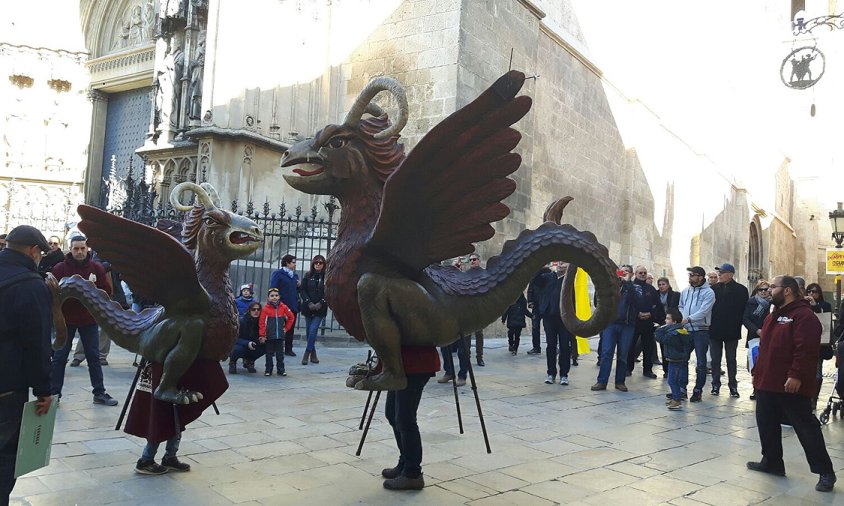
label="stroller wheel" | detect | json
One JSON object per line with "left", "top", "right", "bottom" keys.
{"left": 820, "top": 411, "right": 830, "bottom": 424}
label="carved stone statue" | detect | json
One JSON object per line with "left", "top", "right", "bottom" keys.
{"left": 154, "top": 32, "right": 185, "bottom": 131}
{"left": 188, "top": 38, "right": 205, "bottom": 123}
{"left": 281, "top": 71, "right": 620, "bottom": 391}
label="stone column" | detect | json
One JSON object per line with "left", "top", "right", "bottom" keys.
{"left": 84, "top": 89, "right": 109, "bottom": 205}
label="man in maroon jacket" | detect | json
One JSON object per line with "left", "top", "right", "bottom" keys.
{"left": 50, "top": 236, "right": 118, "bottom": 406}
{"left": 748, "top": 275, "right": 836, "bottom": 492}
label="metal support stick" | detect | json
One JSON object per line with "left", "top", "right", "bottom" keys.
{"left": 115, "top": 358, "right": 146, "bottom": 430}
{"left": 358, "top": 350, "right": 374, "bottom": 429}
{"left": 446, "top": 342, "right": 464, "bottom": 434}
{"left": 212, "top": 402, "right": 220, "bottom": 415}
{"left": 356, "top": 390, "right": 381, "bottom": 457}
{"left": 461, "top": 333, "right": 492, "bottom": 454}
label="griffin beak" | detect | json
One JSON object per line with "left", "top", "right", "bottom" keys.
{"left": 281, "top": 140, "right": 324, "bottom": 176}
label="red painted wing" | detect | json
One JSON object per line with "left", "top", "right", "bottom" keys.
{"left": 76, "top": 205, "right": 210, "bottom": 314}
{"left": 366, "top": 71, "right": 532, "bottom": 271}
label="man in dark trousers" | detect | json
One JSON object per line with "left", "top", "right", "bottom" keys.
{"left": 50, "top": 236, "right": 118, "bottom": 406}
{"left": 0, "top": 225, "right": 53, "bottom": 502}
{"left": 270, "top": 254, "right": 300, "bottom": 357}
{"left": 526, "top": 265, "right": 552, "bottom": 355}
{"left": 627, "top": 265, "right": 663, "bottom": 379}
{"left": 536, "top": 262, "right": 573, "bottom": 386}
{"left": 748, "top": 275, "right": 836, "bottom": 493}
{"left": 709, "top": 263, "right": 749, "bottom": 398}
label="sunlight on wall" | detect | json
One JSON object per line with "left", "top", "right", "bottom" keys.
{"left": 212, "top": 0, "right": 401, "bottom": 103}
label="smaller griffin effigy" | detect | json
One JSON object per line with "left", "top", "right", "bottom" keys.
{"left": 51, "top": 182, "right": 262, "bottom": 405}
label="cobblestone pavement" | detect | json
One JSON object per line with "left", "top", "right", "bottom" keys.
{"left": 10, "top": 337, "right": 843, "bottom": 505}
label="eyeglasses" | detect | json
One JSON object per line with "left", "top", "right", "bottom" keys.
{"left": 49, "top": 242, "right": 59, "bottom": 246}
{"left": 470, "top": 258, "right": 480, "bottom": 262}
{"left": 249, "top": 308, "right": 261, "bottom": 312}
{"left": 758, "top": 287, "right": 769, "bottom": 291}
{"left": 807, "top": 289, "right": 819, "bottom": 294}
{"left": 313, "top": 261, "right": 324, "bottom": 265}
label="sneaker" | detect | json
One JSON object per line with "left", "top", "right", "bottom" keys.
{"left": 246, "top": 364, "right": 257, "bottom": 373}
{"left": 559, "top": 376, "right": 569, "bottom": 386}
{"left": 572, "top": 358, "right": 579, "bottom": 366}
{"left": 729, "top": 388, "right": 740, "bottom": 398}
{"left": 591, "top": 383, "right": 607, "bottom": 391}
{"left": 135, "top": 459, "right": 168, "bottom": 475}
{"left": 711, "top": 385, "right": 720, "bottom": 395}
{"left": 383, "top": 474, "right": 425, "bottom": 490}
{"left": 285, "top": 350, "right": 296, "bottom": 357}
{"left": 614, "top": 383, "right": 628, "bottom": 392}
{"left": 690, "top": 391, "right": 702, "bottom": 403}
{"left": 667, "top": 400, "right": 682, "bottom": 410}
{"left": 816, "top": 473, "right": 836, "bottom": 492}
{"left": 70, "top": 359, "right": 81, "bottom": 367}
{"left": 665, "top": 392, "right": 688, "bottom": 401}
{"left": 264, "top": 371, "right": 272, "bottom": 376}
{"left": 228, "top": 363, "right": 237, "bottom": 374}
{"left": 93, "top": 393, "right": 118, "bottom": 406}
{"left": 277, "top": 370, "right": 287, "bottom": 376}
{"left": 643, "top": 371, "right": 657, "bottom": 379}
{"left": 100, "top": 358, "right": 109, "bottom": 366}
{"left": 511, "top": 350, "right": 517, "bottom": 356}
{"left": 746, "top": 461, "right": 786, "bottom": 477}
{"left": 527, "top": 348, "right": 541, "bottom": 355}
{"left": 437, "top": 374, "right": 454, "bottom": 384}
{"left": 545, "top": 375, "right": 555, "bottom": 384}
{"left": 161, "top": 456, "right": 191, "bottom": 472}
{"left": 477, "top": 359, "right": 485, "bottom": 367}
{"left": 456, "top": 377, "right": 466, "bottom": 387}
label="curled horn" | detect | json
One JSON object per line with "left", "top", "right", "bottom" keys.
{"left": 200, "top": 182, "right": 221, "bottom": 208}
{"left": 343, "top": 77, "right": 408, "bottom": 140}
{"left": 170, "top": 182, "right": 218, "bottom": 211}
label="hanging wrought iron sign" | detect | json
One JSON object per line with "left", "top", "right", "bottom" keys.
{"left": 780, "top": 46, "right": 825, "bottom": 89}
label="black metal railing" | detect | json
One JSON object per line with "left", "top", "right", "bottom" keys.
{"left": 100, "top": 167, "right": 345, "bottom": 335}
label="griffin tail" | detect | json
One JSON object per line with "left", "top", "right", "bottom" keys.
{"left": 53, "top": 275, "right": 164, "bottom": 352}
{"left": 426, "top": 200, "right": 620, "bottom": 338}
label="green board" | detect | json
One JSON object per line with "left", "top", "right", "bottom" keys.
{"left": 14, "top": 400, "right": 58, "bottom": 478}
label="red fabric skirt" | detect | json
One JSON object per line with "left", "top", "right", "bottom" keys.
{"left": 124, "top": 359, "right": 228, "bottom": 444}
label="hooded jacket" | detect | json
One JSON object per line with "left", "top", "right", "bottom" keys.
{"left": 752, "top": 298, "right": 821, "bottom": 398}
{"left": 654, "top": 323, "right": 694, "bottom": 362}
{"left": 678, "top": 282, "right": 715, "bottom": 332}
{"left": 0, "top": 249, "right": 52, "bottom": 397}
{"left": 258, "top": 300, "right": 295, "bottom": 340}
{"left": 51, "top": 252, "right": 112, "bottom": 327}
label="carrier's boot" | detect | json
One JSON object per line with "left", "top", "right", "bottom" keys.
{"left": 301, "top": 351, "right": 310, "bottom": 365}
{"left": 310, "top": 350, "right": 319, "bottom": 364}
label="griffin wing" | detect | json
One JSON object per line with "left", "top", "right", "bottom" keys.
{"left": 76, "top": 205, "right": 210, "bottom": 314}
{"left": 366, "top": 71, "right": 532, "bottom": 270}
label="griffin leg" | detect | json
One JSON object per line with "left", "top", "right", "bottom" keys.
{"left": 155, "top": 319, "right": 205, "bottom": 404}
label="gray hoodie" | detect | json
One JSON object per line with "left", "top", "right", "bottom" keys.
{"left": 678, "top": 283, "right": 715, "bottom": 332}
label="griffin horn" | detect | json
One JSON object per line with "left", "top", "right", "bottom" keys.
{"left": 200, "top": 182, "right": 222, "bottom": 208}
{"left": 343, "top": 77, "right": 408, "bottom": 139}
{"left": 170, "top": 182, "right": 219, "bottom": 211}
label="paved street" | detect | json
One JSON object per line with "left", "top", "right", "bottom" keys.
{"left": 10, "top": 337, "right": 843, "bottom": 505}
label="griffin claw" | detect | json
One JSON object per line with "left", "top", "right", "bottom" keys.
{"left": 353, "top": 372, "right": 407, "bottom": 391}
{"left": 155, "top": 389, "right": 204, "bottom": 405}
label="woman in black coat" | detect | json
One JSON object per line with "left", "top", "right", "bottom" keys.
{"left": 654, "top": 277, "right": 680, "bottom": 375}
{"left": 300, "top": 255, "right": 328, "bottom": 365}
{"left": 229, "top": 301, "right": 265, "bottom": 374}
{"left": 502, "top": 293, "right": 532, "bottom": 355}
{"left": 806, "top": 283, "right": 832, "bottom": 313}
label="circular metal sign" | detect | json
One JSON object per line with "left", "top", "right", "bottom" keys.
{"left": 781, "top": 46, "right": 825, "bottom": 89}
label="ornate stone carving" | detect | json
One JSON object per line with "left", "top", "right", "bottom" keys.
{"left": 88, "top": 48, "right": 156, "bottom": 74}
{"left": 198, "top": 139, "right": 211, "bottom": 182}
{"left": 112, "top": 0, "right": 158, "bottom": 51}
{"left": 153, "top": 32, "right": 185, "bottom": 133}
{"left": 188, "top": 37, "right": 205, "bottom": 124}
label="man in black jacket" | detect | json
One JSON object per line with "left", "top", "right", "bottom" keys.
{"left": 0, "top": 225, "right": 53, "bottom": 502}
{"left": 526, "top": 266, "right": 552, "bottom": 355}
{"left": 627, "top": 266, "right": 664, "bottom": 379}
{"left": 710, "top": 263, "right": 749, "bottom": 398}
{"left": 536, "top": 262, "right": 574, "bottom": 385}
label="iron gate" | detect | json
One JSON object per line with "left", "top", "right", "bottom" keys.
{"left": 100, "top": 166, "right": 345, "bottom": 335}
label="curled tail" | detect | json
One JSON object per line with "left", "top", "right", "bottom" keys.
{"left": 55, "top": 275, "right": 164, "bottom": 353}
{"left": 425, "top": 198, "right": 619, "bottom": 338}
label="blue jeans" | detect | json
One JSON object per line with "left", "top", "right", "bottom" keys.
{"left": 51, "top": 324, "right": 105, "bottom": 396}
{"left": 667, "top": 361, "right": 688, "bottom": 400}
{"left": 142, "top": 432, "right": 181, "bottom": 461}
{"left": 304, "top": 315, "right": 324, "bottom": 352}
{"left": 597, "top": 323, "right": 635, "bottom": 385}
{"left": 440, "top": 338, "right": 468, "bottom": 379}
{"left": 688, "top": 330, "right": 710, "bottom": 393}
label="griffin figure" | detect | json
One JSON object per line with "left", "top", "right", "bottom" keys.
{"left": 51, "top": 182, "right": 262, "bottom": 404}
{"left": 281, "top": 71, "right": 620, "bottom": 391}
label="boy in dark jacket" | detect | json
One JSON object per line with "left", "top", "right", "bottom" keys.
{"left": 655, "top": 308, "right": 695, "bottom": 410}
{"left": 502, "top": 293, "right": 532, "bottom": 355}
{"left": 258, "top": 288, "right": 295, "bottom": 376}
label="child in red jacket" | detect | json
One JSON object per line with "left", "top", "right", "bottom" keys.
{"left": 259, "top": 288, "right": 294, "bottom": 376}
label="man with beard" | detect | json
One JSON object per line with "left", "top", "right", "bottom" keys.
{"left": 709, "top": 263, "right": 749, "bottom": 398}
{"left": 678, "top": 266, "right": 715, "bottom": 403}
{"left": 747, "top": 275, "right": 836, "bottom": 493}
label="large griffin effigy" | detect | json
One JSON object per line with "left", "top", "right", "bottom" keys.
{"left": 281, "top": 70, "right": 620, "bottom": 391}
{"left": 51, "top": 182, "right": 262, "bottom": 404}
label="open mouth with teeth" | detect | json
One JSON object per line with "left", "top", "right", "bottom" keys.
{"left": 291, "top": 163, "right": 324, "bottom": 177}
{"left": 229, "top": 232, "right": 260, "bottom": 245}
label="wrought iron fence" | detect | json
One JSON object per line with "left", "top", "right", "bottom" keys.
{"left": 100, "top": 167, "right": 345, "bottom": 335}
